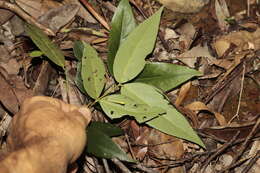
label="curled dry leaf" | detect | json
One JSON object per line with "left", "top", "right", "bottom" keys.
{"left": 0, "top": 96, "right": 92, "bottom": 173}
{"left": 185, "top": 101, "right": 227, "bottom": 126}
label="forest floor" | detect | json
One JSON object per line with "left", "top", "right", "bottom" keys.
{"left": 0, "top": 0, "right": 259, "bottom": 173}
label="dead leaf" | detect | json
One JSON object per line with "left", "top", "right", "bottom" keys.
{"left": 0, "top": 9, "right": 13, "bottom": 25}
{"left": 158, "top": 0, "right": 209, "bottom": 13}
{"left": 199, "top": 122, "right": 260, "bottom": 142}
{"left": 175, "top": 82, "right": 191, "bottom": 106}
{"left": 213, "top": 28, "right": 260, "bottom": 57}
{"left": 186, "top": 101, "right": 227, "bottom": 125}
{"left": 178, "top": 45, "right": 215, "bottom": 68}
{"left": 0, "top": 74, "right": 19, "bottom": 114}
{"left": 0, "top": 71, "right": 33, "bottom": 114}
{"left": 64, "top": 0, "right": 96, "bottom": 23}
{"left": 0, "top": 59, "right": 21, "bottom": 75}
{"left": 164, "top": 28, "right": 179, "bottom": 40}
{"left": 177, "top": 22, "right": 196, "bottom": 50}
{"left": 148, "top": 129, "right": 185, "bottom": 172}
{"left": 16, "top": 0, "right": 45, "bottom": 19}
{"left": 38, "top": 4, "right": 79, "bottom": 33}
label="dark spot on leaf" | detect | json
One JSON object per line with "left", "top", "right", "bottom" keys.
{"left": 87, "top": 77, "right": 91, "bottom": 81}
{"left": 143, "top": 116, "right": 147, "bottom": 119}
{"left": 159, "top": 112, "right": 167, "bottom": 116}
{"left": 133, "top": 104, "right": 137, "bottom": 107}
{"left": 110, "top": 111, "right": 114, "bottom": 115}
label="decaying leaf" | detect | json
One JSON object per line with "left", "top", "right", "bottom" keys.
{"left": 213, "top": 28, "right": 260, "bottom": 57}
{"left": 158, "top": 0, "right": 209, "bottom": 13}
{"left": 38, "top": 4, "right": 79, "bottom": 33}
{"left": 186, "top": 101, "right": 227, "bottom": 126}
{"left": 0, "top": 96, "right": 91, "bottom": 173}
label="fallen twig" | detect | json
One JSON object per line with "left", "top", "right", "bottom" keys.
{"left": 241, "top": 150, "right": 260, "bottom": 173}
{"left": 78, "top": 0, "right": 110, "bottom": 31}
{"left": 111, "top": 158, "right": 132, "bottom": 173}
{"left": 0, "top": 1, "right": 54, "bottom": 35}
{"left": 201, "top": 131, "right": 240, "bottom": 172}
{"left": 225, "top": 118, "right": 260, "bottom": 172}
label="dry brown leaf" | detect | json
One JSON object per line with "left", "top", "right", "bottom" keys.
{"left": 200, "top": 122, "right": 260, "bottom": 142}
{"left": 148, "top": 129, "right": 185, "bottom": 173}
{"left": 0, "top": 73, "right": 32, "bottom": 114}
{"left": 158, "top": 0, "right": 209, "bottom": 13}
{"left": 178, "top": 45, "right": 215, "bottom": 68}
{"left": 64, "top": 0, "right": 96, "bottom": 23}
{"left": 177, "top": 22, "right": 196, "bottom": 50}
{"left": 211, "top": 59, "right": 233, "bottom": 70}
{"left": 16, "top": 0, "right": 44, "bottom": 19}
{"left": 175, "top": 82, "right": 191, "bottom": 106}
{"left": 0, "top": 9, "right": 13, "bottom": 25}
{"left": 213, "top": 28, "right": 260, "bottom": 57}
{"left": 0, "top": 96, "right": 91, "bottom": 173}
{"left": 0, "top": 59, "right": 21, "bottom": 75}
{"left": 185, "top": 101, "right": 227, "bottom": 126}
{"left": 38, "top": 4, "right": 79, "bottom": 33}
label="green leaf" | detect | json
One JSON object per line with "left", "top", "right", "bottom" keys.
{"left": 24, "top": 23, "right": 65, "bottom": 68}
{"left": 89, "top": 122, "right": 123, "bottom": 137}
{"left": 121, "top": 83, "right": 205, "bottom": 148}
{"left": 147, "top": 108, "right": 205, "bottom": 147}
{"left": 73, "top": 40, "right": 85, "bottom": 60}
{"left": 113, "top": 7, "right": 163, "bottom": 83}
{"left": 75, "top": 61, "right": 88, "bottom": 94}
{"left": 87, "top": 123, "right": 134, "bottom": 162}
{"left": 135, "top": 62, "right": 203, "bottom": 92}
{"left": 81, "top": 43, "right": 106, "bottom": 99}
{"left": 29, "top": 50, "right": 44, "bottom": 57}
{"left": 99, "top": 94, "right": 165, "bottom": 123}
{"left": 107, "top": 0, "right": 136, "bottom": 75}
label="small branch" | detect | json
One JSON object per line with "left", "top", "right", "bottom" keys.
{"left": 201, "top": 131, "right": 240, "bottom": 172}
{"left": 78, "top": 0, "right": 110, "bottom": 30}
{"left": 229, "top": 62, "right": 246, "bottom": 123}
{"left": 0, "top": 1, "right": 54, "bottom": 35}
{"left": 220, "top": 118, "right": 260, "bottom": 173}
{"left": 133, "top": 164, "right": 159, "bottom": 173}
{"left": 231, "top": 118, "right": 260, "bottom": 164}
{"left": 102, "top": 159, "right": 112, "bottom": 173}
{"left": 111, "top": 158, "right": 132, "bottom": 173}
{"left": 241, "top": 150, "right": 260, "bottom": 173}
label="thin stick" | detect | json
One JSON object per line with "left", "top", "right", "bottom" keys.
{"left": 102, "top": 159, "right": 112, "bottom": 173}
{"left": 0, "top": 1, "right": 54, "bottom": 35}
{"left": 229, "top": 62, "right": 246, "bottom": 123}
{"left": 78, "top": 0, "right": 110, "bottom": 30}
{"left": 111, "top": 158, "right": 132, "bottom": 173}
{"left": 201, "top": 131, "right": 240, "bottom": 172}
{"left": 134, "top": 164, "right": 159, "bottom": 173}
{"left": 241, "top": 150, "right": 260, "bottom": 173}
{"left": 222, "top": 118, "right": 260, "bottom": 173}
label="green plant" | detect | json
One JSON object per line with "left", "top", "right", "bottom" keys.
{"left": 25, "top": 0, "right": 204, "bottom": 162}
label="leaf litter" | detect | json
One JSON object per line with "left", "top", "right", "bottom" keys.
{"left": 0, "top": 0, "right": 259, "bottom": 173}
